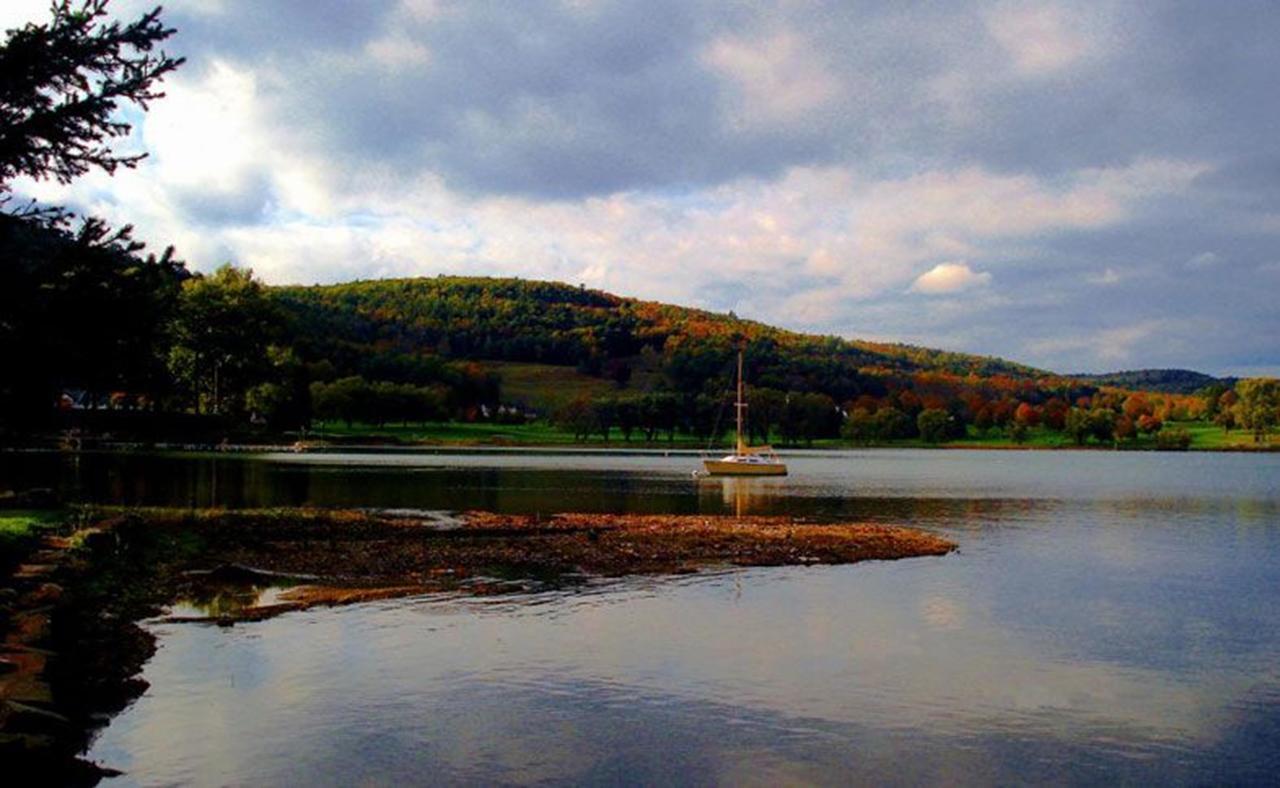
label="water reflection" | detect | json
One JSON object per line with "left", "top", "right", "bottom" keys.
{"left": 4, "top": 448, "right": 1277, "bottom": 783}
{"left": 169, "top": 582, "right": 293, "bottom": 620}
{"left": 91, "top": 557, "right": 1280, "bottom": 785}
{"left": 701, "top": 476, "right": 788, "bottom": 516}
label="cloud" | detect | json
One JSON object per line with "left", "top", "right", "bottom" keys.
{"left": 1087, "top": 268, "right": 1122, "bottom": 285}
{"left": 4, "top": 0, "right": 1279, "bottom": 376}
{"left": 1027, "top": 320, "right": 1168, "bottom": 366}
{"left": 910, "top": 263, "right": 992, "bottom": 295}
{"left": 1185, "top": 251, "right": 1222, "bottom": 269}
{"left": 985, "top": 3, "right": 1112, "bottom": 76}
{"left": 703, "top": 30, "right": 841, "bottom": 128}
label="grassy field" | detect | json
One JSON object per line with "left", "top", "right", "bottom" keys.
{"left": 478, "top": 362, "right": 618, "bottom": 415}
{"left": 1178, "top": 421, "right": 1280, "bottom": 450}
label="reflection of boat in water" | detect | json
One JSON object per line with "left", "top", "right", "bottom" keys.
{"left": 710, "top": 476, "right": 784, "bottom": 516}
{"left": 703, "top": 349, "right": 787, "bottom": 477}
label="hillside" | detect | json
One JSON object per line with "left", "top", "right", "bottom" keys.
{"left": 272, "top": 276, "right": 1045, "bottom": 405}
{"left": 1069, "top": 369, "right": 1233, "bottom": 395}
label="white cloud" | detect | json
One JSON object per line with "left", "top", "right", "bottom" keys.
{"left": 909, "top": 262, "right": 992, "bottom": 295}
{"left": 1185, "top": 251, "right": 1222, "bottom": 269}
{"left": 0, "top": 0, "right": 49, "bottom": 30}
{"left": 1027, "top": 320, "right": 1167, "bottom": 364}
{"left": 703, "top": 30, "right": 840, "bottom": 128}
{"left": 985, "top": 3, "right": 1111, "bottom": 76}
{"left": 143, "top": 61, "right": 263, "bottom": 192}
{"left": 1087, "top": 268, "right": 1121, "bottom": 285}
{"left": 365, "top": 35, "right": 430, "bottom": 67}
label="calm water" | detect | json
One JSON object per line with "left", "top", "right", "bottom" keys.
{"left": 7, "top": 449, "right": 1280, "bottom": 785}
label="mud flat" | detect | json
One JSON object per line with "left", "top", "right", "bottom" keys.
{"left": 160, "top": 509, "right": 957, "bottom": 616}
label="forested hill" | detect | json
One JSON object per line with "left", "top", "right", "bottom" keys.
{"left": 1069, "top": 369, "right": 1233, "bottom": 395}
{"left": 271, "top": 276, "right": 1044, "bottom": 401}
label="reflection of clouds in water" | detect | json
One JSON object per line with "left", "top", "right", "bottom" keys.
{"left": 920, "top": 594, "right": 965, "bottom": 631}
{"left": 93, "top": 556, "right": 1280, "bottom": 786}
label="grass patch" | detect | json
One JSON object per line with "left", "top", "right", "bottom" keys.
{"left": 0, "top": 509, "right": 63, "bottom": 574}
{"left": 0, "top": 509, "right": 63, "bottom": 541}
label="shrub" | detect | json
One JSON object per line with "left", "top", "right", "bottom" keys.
{"left": 1155, "top": 427, "right": 1192, "bottom": 451}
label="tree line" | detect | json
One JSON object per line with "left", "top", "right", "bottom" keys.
{"left": 552, "top": 380, "right": 1279, "bottom": 449}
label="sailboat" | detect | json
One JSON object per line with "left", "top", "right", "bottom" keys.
{"left": 702, "top": 349, "right": 788, "bottom": 476}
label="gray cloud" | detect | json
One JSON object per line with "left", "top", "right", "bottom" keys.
{"left": 11, "top": 0, "right": 1279, "bottom": 376}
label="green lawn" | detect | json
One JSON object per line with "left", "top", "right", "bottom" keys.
{"left": 1178, "top": 420, "right": 1280, "bottom": 450}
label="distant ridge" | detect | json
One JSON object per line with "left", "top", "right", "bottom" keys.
{"left": 1068, "top": 369, "right": 1234, "bottom": 394}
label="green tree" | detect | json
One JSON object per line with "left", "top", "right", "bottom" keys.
{"left": 310, "top": 376, "right": 370, "bottom": 427}
{"left": 842, "top": 407, "right": 876, "bottom": 446}
{"left": 1234, "top": 379, "right": 1280, "bottom": 442}
{"left": 592, "top": 397, "right": 618, "bottom": 441}
{"left": 747, "top": 387, "right": 785, "bottom": 445}
{"left": 170, "top": 265, "right": 280, "bottom": 415}
{"left": 1064, "top": 407, "right": 1090, "bottom": 445}
{"left": 1089, "top": 408, "right": 1115, "bottom": 445}
{"left": 615, "top": 397, "right": 639, "bottom": 442}
{"left": 916, "top": 408, "right": 952, "bottom": 444}
{"left": 874, "top": 406, "right": 914, "bottom": 441}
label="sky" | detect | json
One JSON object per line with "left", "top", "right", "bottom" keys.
{"left": 5, "top": 0, "right": 1279, "bottom": 376}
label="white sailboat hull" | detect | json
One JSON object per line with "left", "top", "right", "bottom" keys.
{"left": 703, "top": 455, "right": 788, "bottom": 476}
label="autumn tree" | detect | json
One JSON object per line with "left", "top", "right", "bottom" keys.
{"left": 1137, "top": 413, "right": 1163, "bottom": 436}
{"left": 1114, "top": 414, "right": 1136, "bottom": 442}
{"left": 1041, "top": 398, "right": 1068, "bottom": 431}
{"left": 1014, "top": 402, "right": 1040, "bottom": 429}
{"left": 1215, "top": 390, "right": 1239, "bottom": 433}
{"left": 1122, "top": 393, "right": 1152, "bottom": 421}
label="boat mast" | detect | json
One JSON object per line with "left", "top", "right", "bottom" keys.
{"left": 736, "top": 348, "right": 746, "bottom": 455}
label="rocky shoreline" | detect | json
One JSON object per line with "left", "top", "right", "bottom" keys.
{"left": 0, "top": 508, "right": 956, "bottom": 782}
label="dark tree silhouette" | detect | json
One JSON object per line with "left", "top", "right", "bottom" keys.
{"left": 0, "top": 0, "right": 183, "bottom": 194}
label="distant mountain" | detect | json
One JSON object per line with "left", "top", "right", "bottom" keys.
{"left": 271, "top": 276, "right": 1048, "bottom": 402}
{"left": 1068, "top": 369, "right": 1234, "bottom": 394}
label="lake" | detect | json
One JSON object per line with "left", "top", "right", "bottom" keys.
{"left": 9, "top": 448, "right": 1280, "bottom": 785}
